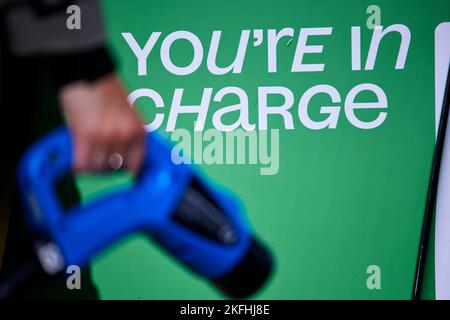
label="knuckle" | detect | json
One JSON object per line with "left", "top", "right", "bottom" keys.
{"left": 82, "top": 128, "right": 101, "bottom": 142}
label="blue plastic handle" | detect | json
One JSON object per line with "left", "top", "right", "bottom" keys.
{"left": 17, "top": 127, "right": 251, "bottom": 279}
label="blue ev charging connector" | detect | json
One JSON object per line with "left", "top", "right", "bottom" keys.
{"left": 16, "top": 127, "right": 273, "bottom": 299}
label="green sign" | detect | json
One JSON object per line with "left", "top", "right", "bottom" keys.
{"left": 78, "top": 0, "right": 450, "bottom": 299}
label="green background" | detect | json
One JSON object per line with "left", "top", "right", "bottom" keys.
{"left": 78, "top": 0, "right": 449, "bottom": 299}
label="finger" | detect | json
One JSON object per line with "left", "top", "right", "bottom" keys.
{"left": 89, "top": 144, "right": 109, "bottom": 172}
{"left": 73, "top": 134, "right": 90, "bottom": 173}
{"left": 91, "top": 123, "right": 117, "bottom": 172}
{"left": 124, "top": 134, "right": 146, "bottom": 175}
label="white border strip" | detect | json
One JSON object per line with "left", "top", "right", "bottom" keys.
{"left": 434, "top": 22, "right": 450, "bottom": 300}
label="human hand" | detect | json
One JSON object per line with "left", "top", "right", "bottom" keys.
{"left": 59, "top": 74, "right": 146, "bottom": 174}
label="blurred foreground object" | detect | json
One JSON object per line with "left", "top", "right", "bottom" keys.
{"left": 15, "top": 127, "right": 274, "bottom": 299}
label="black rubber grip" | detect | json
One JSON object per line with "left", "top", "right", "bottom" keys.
{"left": 212, "top": 237, "right": 274, "bottom": 299}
